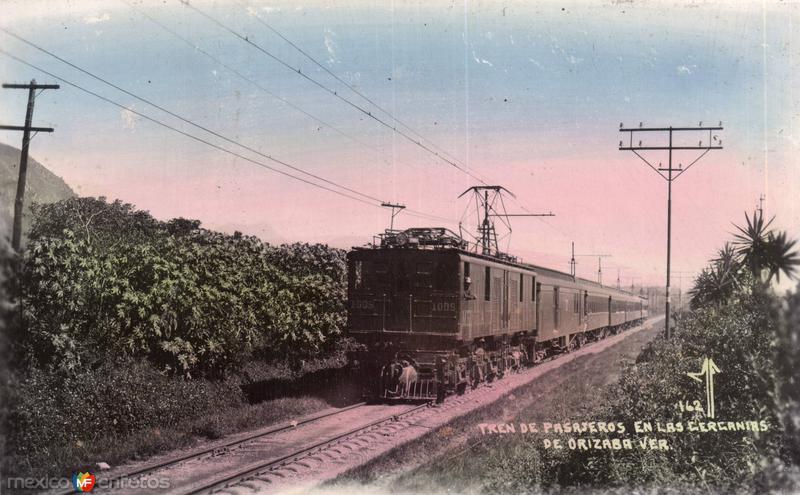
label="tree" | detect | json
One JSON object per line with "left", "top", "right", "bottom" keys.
{"left": 18, "top": 197, "right": 349, "bottom": 377}
{"left": 690, "top": 243, "right": 740, "bottom": 309}
{"left": 733, "top": 210, "right": 800, "bottom": 283}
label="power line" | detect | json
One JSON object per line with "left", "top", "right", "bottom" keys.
{"left": 181, "top": 1, "right": 489, "bottom": 185}
{"left": 120, "top": 0, "right": 390, "bottom": 165}
{"left": 0, "top": 27, "right": 385, "bottom": 205}
{"left": 235, "top": 0, "right": 495, "bottom": 186}
{"left": 619, "top": 122, "right": 724, "bottom": 339}
{"left": 0, "top": 48, "right": 384, "bottom": 208}
{"left": 0, "top": 50, "right": 464, "bottom": 229}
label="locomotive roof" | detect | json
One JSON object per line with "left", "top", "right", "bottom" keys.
{"left": 352, "top": 242, "right": 645, "bottom": 300}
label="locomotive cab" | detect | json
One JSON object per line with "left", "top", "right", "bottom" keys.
{"left": 347, "top": 230, "right": 464, "bottom": 399}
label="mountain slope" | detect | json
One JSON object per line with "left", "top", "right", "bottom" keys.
{"left": 0, "top": 142, "right": 76, "bottom": 242}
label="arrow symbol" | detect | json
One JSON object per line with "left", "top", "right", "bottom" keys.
{"left": 687, "top": 358, "right": 721, "bottom": 418}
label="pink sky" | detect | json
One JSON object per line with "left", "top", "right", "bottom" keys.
{"left": 1, "top": 0, "right": 798, "bottom": 291}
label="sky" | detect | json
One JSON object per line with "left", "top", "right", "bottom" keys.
{"left": 0, "top": 0, "right": 798, "bottom": 290}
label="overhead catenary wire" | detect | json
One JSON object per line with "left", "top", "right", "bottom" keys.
{"left": 235, "top": 0, "right": 496, "bottom": 186}
{"left": 0, "top": 48, "right": 464, "bottom": 228}
{"left": 0, "top": 48, "right": 384, "bottom": 208}
{"left": 0, "top": 27, "right": 385, "bottom": 205}
{"left": 190, "top": 1, "right": 547, "bottom": 230}
{"left": 181, "top": 0, "right": 490, "bottom": 185}
{"left": 120, "top": 0, "right": 392, "bottom": 166}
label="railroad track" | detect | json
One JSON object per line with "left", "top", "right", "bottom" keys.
{"left": 77, "top": 317, "right": 660, "bottom": 495}
{"left": 198, "top": 402, "right": 431, "bottom": 494}
{"left": 184, "top": 317, "right": 662, "bottom": 495}
{"left": 52, "top": 401, "right": 370, "bottom": 495}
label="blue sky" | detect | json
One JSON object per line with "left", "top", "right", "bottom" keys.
{"left": 1, "top": 0, "right": 798, "bottom": 289}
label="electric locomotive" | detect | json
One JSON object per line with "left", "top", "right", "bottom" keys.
{"left": 347, "top": 227, "right": 648, "bottom": 400}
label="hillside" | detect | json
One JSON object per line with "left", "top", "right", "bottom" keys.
{"left": 0, "top": 142, "right": 75, "bottom": 243}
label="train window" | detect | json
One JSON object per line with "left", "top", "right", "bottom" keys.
{"left": 415, "top": 263, "right": 432, "bottom": 289}
{"left": 433, "top": 262, "right": 453, "bottom": 291}
{"left": 373, "top": 261, "right": 388, "bottom": 274}
{"left": 520, "top": 273, "right": 524, "bottom": 302}
{"left": 554, "top": 287, "right": 559, "bottom": 308}
{"left": 532, "top": 277, "right": 536, "bottom": 302}
{"left": 464, "top": 262, "right": 471, "bottom": 278}
{"left": 574, "top": 292, "right": 579, "bottom": 313}
{"left": 484, "top": 266, "right": 491, "bottom": 301}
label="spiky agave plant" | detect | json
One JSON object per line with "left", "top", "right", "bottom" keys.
{"left": 764, "top": 230, "right": 800, "bottom": 283}
{"left": 733, "top": 210, "right": 773, "bottom": 279}
{"left": 733, "top": 210, "right": 799, "bottom": 284}
{"left": 690, "top": 243, "right": 742, "bottom": 309}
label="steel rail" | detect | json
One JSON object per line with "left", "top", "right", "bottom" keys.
{"left": 192, "top": 402, "right": 432, "bottom": 494}
{"left": 54, "top": 401, "right": 368, "bottom": 495}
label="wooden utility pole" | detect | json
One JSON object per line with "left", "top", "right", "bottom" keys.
{"left": 619, "top": 122, "right": 723, "bottom": 339}
{"left": 0, "top": 79, "right": 59, "bottom": 251}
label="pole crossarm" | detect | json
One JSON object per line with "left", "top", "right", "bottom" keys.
{"left": 2, "top": 78, "right": 59, "bottom": 251}
{"left": 620, "top": 126, "right": 723, "bottom": 132}
{"left": 619, "top": 146, "right": 722, "bottom": 151}
{"left": 3, "top": 83, "right": 60, "bottom": 89}
{"left": 0, "top": 124, "right": 54, "bottom": 132}
{"left": 618, "top": 122, "right": 723, "bottom": 339}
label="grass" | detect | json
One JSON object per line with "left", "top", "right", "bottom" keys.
{"left": 4, "top": 339, "right": 361, "bottom": 485}
{"left": 332, "top": 323, "right": 662, "bottom": 494}
{"left": 7, "top": 394, "right": 330, "bottom": 483}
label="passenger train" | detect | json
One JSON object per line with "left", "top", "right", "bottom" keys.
{"left": 347, "top": 227, "right": 649, "bottom": 401}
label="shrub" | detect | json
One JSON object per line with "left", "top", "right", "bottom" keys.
{"left": 560, "top": 284, "right": 785, "bottom": 490}
{"left": 471, "top": 281, "right": 794, "bottom": 492}
{"left": 17, "top": 197, "right": 348, "bottom": 377}
{"left": 777, "top": 284, "right": 800, "bottom": 465}
{"left": 6, "top": 357, "right": 245, "bottom": 471}
{"left": 0, "top": 231, "right": 15, "bottom": 475}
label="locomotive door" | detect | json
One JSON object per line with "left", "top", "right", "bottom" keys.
{"left": 583, "top": 291, "right": 588, "bottom": 326}
{"left": 535, "top": 282, "right": 542, "bottom": 333}
{"left": 501, "top": 270, "right": 509, "bottom": 332}
{"left": 553, "top": 286, "right": 560, "bottom": 330}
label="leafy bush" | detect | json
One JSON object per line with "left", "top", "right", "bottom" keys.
{"left": 470, "top": 281, "right": 798, "bottom": 493}
{"left": 5, "top": 357, "right": 245, "bottom": 476}
{"left": 778, "top": 285, "right": 800, "bottom": 465}
{"left": 17, "top": 197, "right": 347, "bottom": 377}
{"left": 0, "top": 231, "right": 15, "bottom": 470}
{"left": 571, "top": 287, "right": 782, "bottom": 490}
